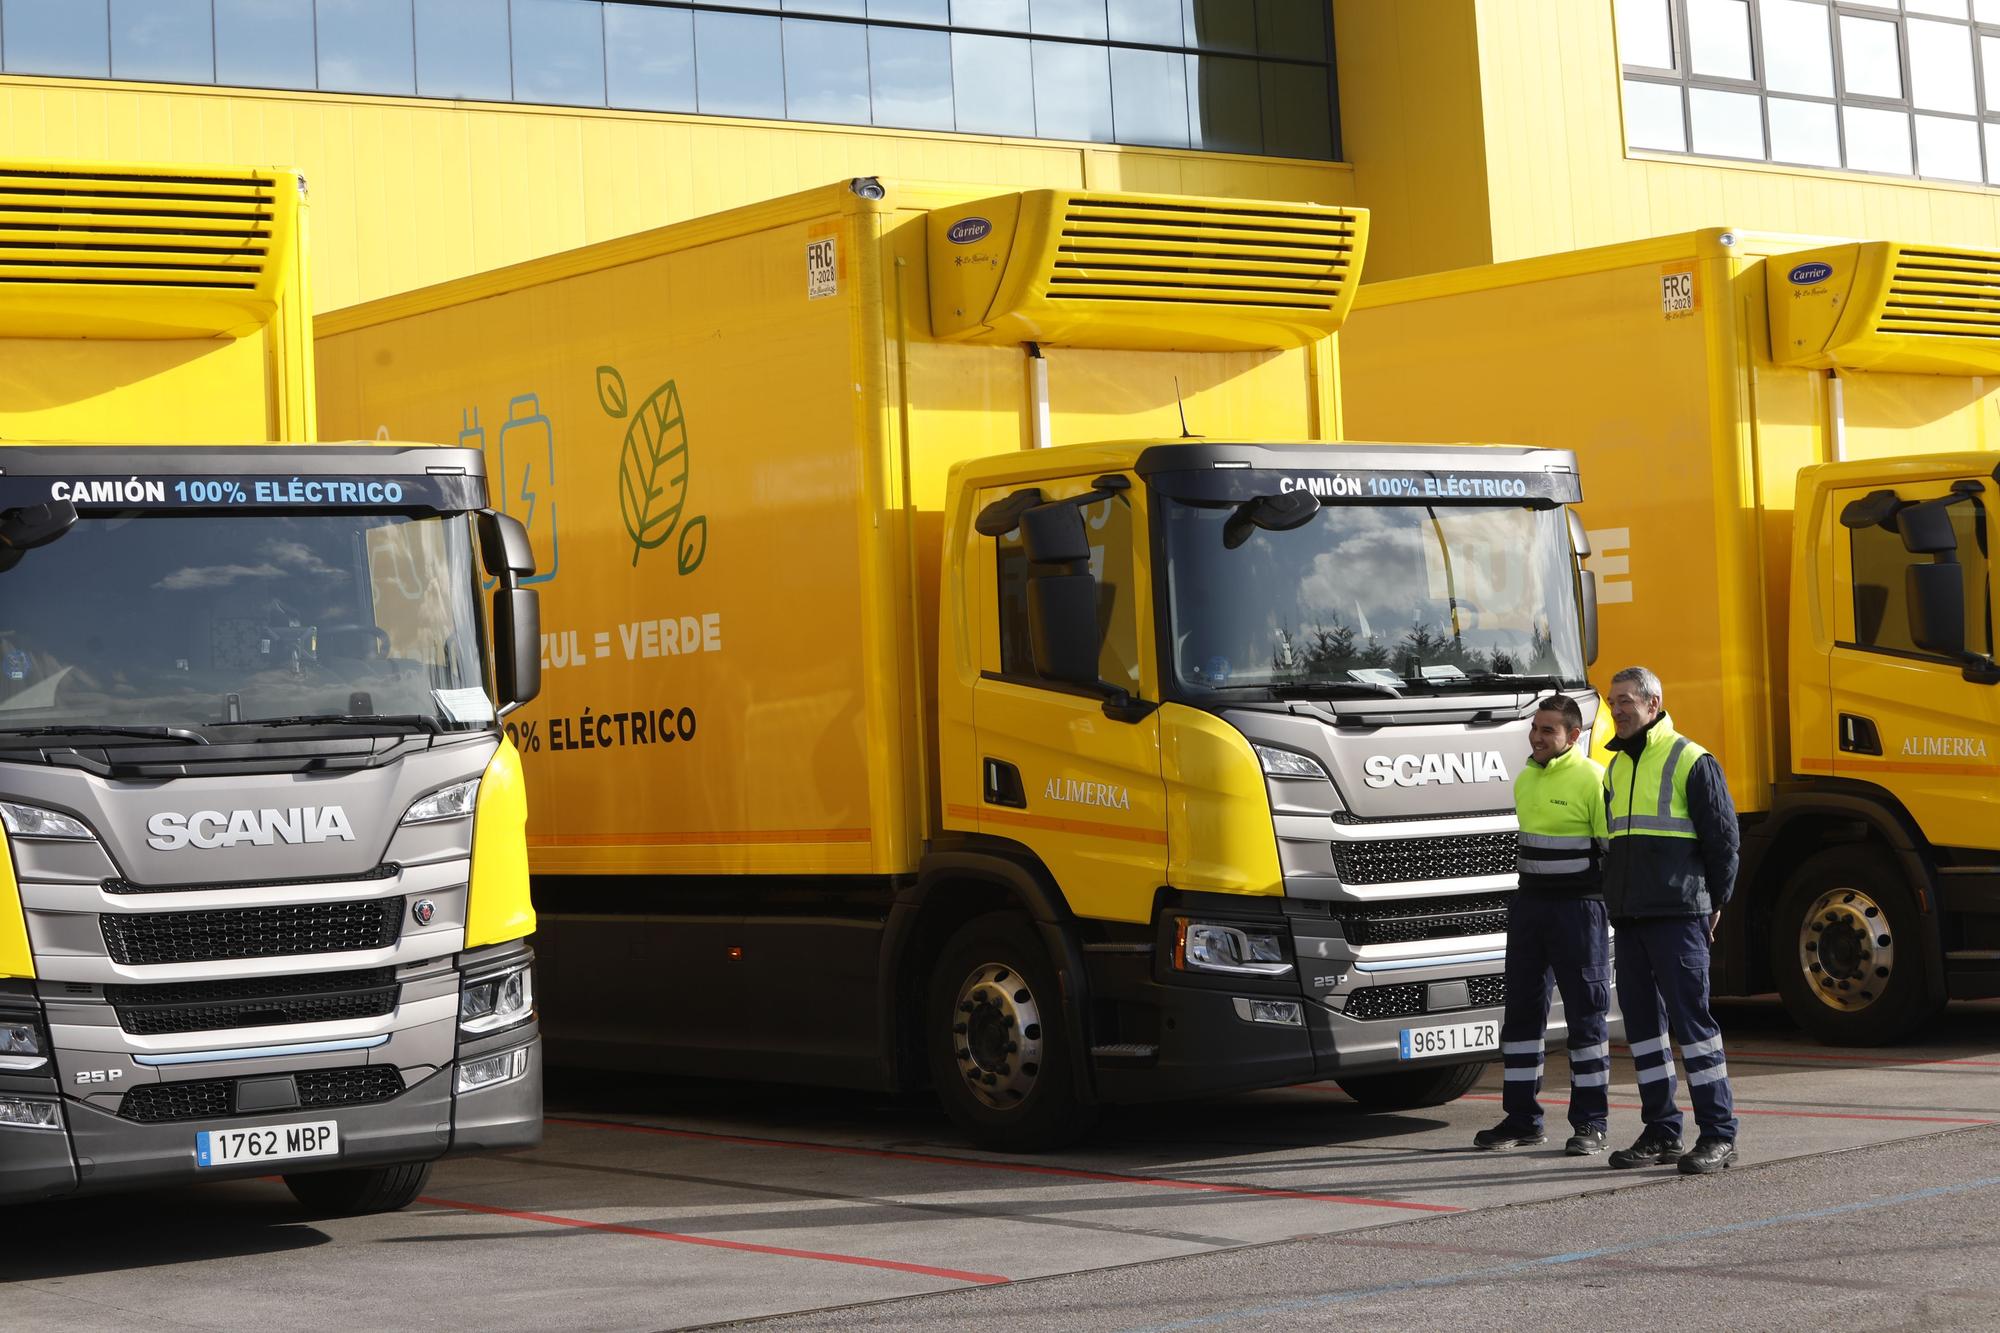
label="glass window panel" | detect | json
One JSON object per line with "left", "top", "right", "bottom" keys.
{"left": 1687, "top": 0, "right": 1753, "bottom": 79}
{"left": 953, "top": 0, "right": 1030, "bottom": 29}
{"left": 1986, "top": 37, "right": 2000, "bottom": 114}
{"left": 1622, "top": 77, "right": 1687, "bottom": 150}
{"left": 1257, "top": 0, "right": 1326, "bottom": 59}
{"left": 215, "top": 0, "right": 317, "bottom": 89}
{"left": 695, "top": 11, "right": 784, "bottom": 117}
{"left": 1260, "top": 61, "right": 1332, "bottom": 159}
{"left": 1186, "top": 52, "right": 1261, "bottom": 152}
{"left": 605, "top": 3, "right": 695, "bottom": 113}
{"left": 3, "top": 0, "right": 109, "bottom": 78}
{"left": 785, "top": 0, "right": 867, "bottom": 14}
{"left": 870, "top": 24, "right": 952, "bottom": 129}
{"left": 416, "top": 0, "right": 510, "bottom": 100}
{"left": 1977, "top": 0, "right": 2000, "bottom": 23}
{"left": 1688, "top": 86, "right": 1765, "bottom": 158}
{"left": 1110, "top": 46, "right": 1188, "bottom": 146}
{"left": 111, "top": 0, "right": 213, "bottom": 83}
{"left": 784, "top": 18, "right": 870, "bottom": 124}
{"left": 1985, "top": 122, "right": 2000, "bottom": 184}
{"left": 1916, "top": 113, "right": 1982, "bottom": 179}
{"left": 318, "top": 0, "right": 415, "bottom": 94}
{"left": 1031, "top": 0, "right": 1107, "bottom": 39}
{"left": 1843, "top": 104, "right": 1913, "bottom": 173}
{"left": 1614, "top": 0, "right": 1674, "bottom": 69}
{"left": 1906, "top": 0, "right": 1968, "bottom": 16}
{"left": 951, "top": 33, "right": 1035, "bottom": 134}
{"left": 510, "top": 0, "right": 605, "bottom": 106}
{"left": 1032, "top": 40, "right": 1112, "bottom": 140}
{"left": 1757, "top": 0, "right": 1832, "bottom": 96}
{"left": 1767, "top": 95, "right": 1840, "bottom": 166}
{"left": 1108, "top": 0, "right": 1182, "bottom": 45}
{"left": 1908, "top": 19, "right": 1976, "bottom": 113}
{"left": 1186, "top": 0, "right": 1257, "bottom": 53}
{"left": 1838, "top": 15, "right": 1903, "bottom": 100}
{"left": 869, "top": 0, "right": 948, "bottom": 18}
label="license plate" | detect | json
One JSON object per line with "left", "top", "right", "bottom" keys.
{"left": 195, "top": 1120, "right": 339, "bottom": 1167}
{"left": 1398, "top": 1020, "right": 1500, "bottom": 1060}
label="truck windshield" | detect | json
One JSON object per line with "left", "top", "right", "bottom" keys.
{"left": 0, "top": 511, "right": 491, "bottom": 733}
{"left": 1162, "top": 498, "right": 1587, "bottom": 695}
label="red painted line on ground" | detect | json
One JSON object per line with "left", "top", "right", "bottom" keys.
{"left": 419, "top": 1194, "right": 1010, "bottom": 1285}
{"left": 548, "top": 1116, "right": 1458, "bottom": 1213}
{"left": 1457, "top": 1092, "right": 1991, "bottom": 1125}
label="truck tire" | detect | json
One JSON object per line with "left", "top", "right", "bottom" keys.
{"left": 284, "top": 1161, "right": 434, "bottom": 1216}
{"left": 1333, "top": 1059, "right": 1487, "bottom": 1110}
{"left": 926, "top": 913, "right": 1095, "bottom": 1152}
{"left": 1772, "top": 846, "right": 1941, "bottom": 1046}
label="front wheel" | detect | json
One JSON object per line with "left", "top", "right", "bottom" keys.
{"left": 1771, "top": 846, "right": 1940, "bottom": 1046}
{"left": 284, "top": 1161, "right": 434, "bottom": 1215}
{"left": 1334, "top": 1059, "right": 1487, "bottom": 1110}
{"left": 925, "top": 913, "right": 1095, "bottom": 1152}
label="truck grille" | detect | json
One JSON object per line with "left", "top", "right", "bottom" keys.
{"left": 1332, "top": 833, "right": 1517, "bottom": 886}
{"left": 1343, "top": 973, "right": 1506, "bottom": 1021}
{"left": 1333, "top": 894, "right": 1513, "bottom": 946}
{"left": 118, "top": 1065, "right": 405, "bottom": 1123}
{"left": 106, "top": 967, "right": 399, "bottom": 1035}
{"left": 102, "top": 864, "right": 400, "bottom": 896}
{"left": 100, "top": 899, "right": 404, "bottom": 966}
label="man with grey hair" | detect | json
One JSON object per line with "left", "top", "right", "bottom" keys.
{"left": 1601, "top": 665, "right": 1742, "bottom": 1175}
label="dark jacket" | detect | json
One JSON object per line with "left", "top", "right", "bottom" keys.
{"left": 1601, "top": 715, "right": 1740, "bottom": 920}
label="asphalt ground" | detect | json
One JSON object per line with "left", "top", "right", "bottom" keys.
{"left": 8, "top": 996, "right": 2000, "bottom": 1331}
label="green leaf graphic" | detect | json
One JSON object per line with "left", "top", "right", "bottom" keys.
{"left": 618, "top": 378, "right": 689, "bottom": 567}
{"left": 677, "top": 515, "right": 708, "bottom": 575}
{"left": 597, "top": 365, "right": 628, "bottom": 419}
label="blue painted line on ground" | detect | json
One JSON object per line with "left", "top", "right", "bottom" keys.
{"left": 1115, "top": 1173, "right": 2000, "bottom": 1333}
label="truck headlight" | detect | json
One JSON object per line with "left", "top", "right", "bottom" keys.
{"left": 0, "top": 1014, "right": 45, "bottom": 1071}
{"left": 0, "top": 801, "right": 93, "bottom": 840}
{"left": 456, "top": 1046, "right": 530, "bottom": 1094}
{"left": 459, "top": 964, "right": 533, "bottom": 1035}
{"left": 0, "top": 1096, "right": 60, "bottom": 1129}
{"left": 1172, "top": 919, "right": 1294, "bottom": 977}
{"left": 1254, "top": 745, "right": 1330, "bottom": 780}
{"left": 402, "top": 779, "right": 479, "bottom": 825}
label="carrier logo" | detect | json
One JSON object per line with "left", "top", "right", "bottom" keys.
{"left": 146, "top": 806, "right": 357, "bottom": 851}
{"left": 948, "top": 216, "right": 993, "bottom": 245}
{"left": 1362, "top": 751, "right": 1509, "bottom": 788}
{"left": 1788, "top": 261, "right": 1833, "bottom": 286}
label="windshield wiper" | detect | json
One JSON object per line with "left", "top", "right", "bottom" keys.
{"left": 240, "top": 713, "right": 446, "bottom": 734}
{"left": 0, "top": 724, "right": 208, "bottom": 745}
{"left": 1276, "top": 679, "right": 1405, "bottom": 700}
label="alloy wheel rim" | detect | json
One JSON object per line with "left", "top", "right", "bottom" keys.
{"left": 950, "top": 961, "right": 1045, "bottom": 1110}
{"left": 1799, "top": 886, "right": 1894, "bottom": 1013}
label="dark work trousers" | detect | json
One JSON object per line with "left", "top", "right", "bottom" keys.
{"left": 1613, "top": 915, "right": 1739, "bottom": 1142}
{"left": 1498, "top": 894, "right": 1612, "bottom": 1133}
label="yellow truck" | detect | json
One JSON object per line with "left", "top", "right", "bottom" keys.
{"left": 1344, "top": 231, "right": 2000, "bottom": 1045}
{"left": 318, "top": 179, "right": 1603, "bottom": 1148}
{"left": 0, "top": 160, "right": 544, "bottom": 1212}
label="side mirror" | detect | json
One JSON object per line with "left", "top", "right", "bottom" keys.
{"left": 1579, "top": 570, "right": 1600, "bottom": 666}
{"left": 1897, "top": 496, "right": 1961, "bottom": 556}
{"left": 478, "top": 511, "right": 537, "bottom": 579}
{"left": 1028, "top": 573, "right": 1100, "bottom": 686}
{"left": 0, "top": 500, "right": 78, "bottom": 571}
{"left": 1907, "top": 563, "right": 1966, "bottom": 658}
{"left": 1020, "top": 500, "right": 1090, "bottom": 565}
{"left": 492, "top": 587, "right": 542, "bottom": 712}
{"left": 1222, "top": 490, "right": 1320, "bottom": 550}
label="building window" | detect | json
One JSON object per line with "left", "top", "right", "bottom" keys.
{"left": 1617, "top": 0, "right": 2000, "bottom": 184}
{"left": 0, "top": 0, "right": 1340, "bottom": 162}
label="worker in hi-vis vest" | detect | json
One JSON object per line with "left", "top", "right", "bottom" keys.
{"left": 1601, "top": 665, "right": 1741, "bottom": 1176}
{"left": 1475, "top": 693, "right": 1614, "bottom": 1155}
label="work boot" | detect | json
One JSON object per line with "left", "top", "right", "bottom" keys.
{"left": 1564, "top": 1126, "right": 1607, "bottom": 1157}
{"left": 1607, "top": 1129, "right": 1684, "bottom": 1169}
{"left": 1472, "top": 1119, "right": 1546, "bottom": 1150}
{"left": 1677, "top": 1137, "right": 1738, "bottom": 1175}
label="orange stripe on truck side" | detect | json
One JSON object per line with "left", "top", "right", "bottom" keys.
{"left": 945, "top": 802, "right": 1168, "bottom": 845}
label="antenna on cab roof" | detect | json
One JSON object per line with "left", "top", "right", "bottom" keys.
{"left": 1174, "top": 377, "right": 1195, "bottom": 439}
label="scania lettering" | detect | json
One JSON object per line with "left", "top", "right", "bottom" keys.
{"left": 0, "top": 159, "right": 544, "bottom": 1216}
{"left": 319, "top": 180, "right": 1603, "bottom": 1149}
